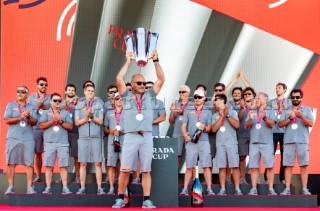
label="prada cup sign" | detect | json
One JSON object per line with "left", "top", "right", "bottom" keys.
{"left": 124, "top": 28, "right": 159, "bottom": 67}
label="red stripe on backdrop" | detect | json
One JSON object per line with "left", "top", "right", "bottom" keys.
{"left": 192, "top": 0, "right": 320, "bottom": 55}
{"left": 1, "top": 0, "right": 75, "bottom": 173}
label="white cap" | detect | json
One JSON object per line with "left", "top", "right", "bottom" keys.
{"left": 194, "top": 90, "right": 205, "bottom": 97}
{"left": 114, "top": 92, "right": 120, "bottom": 98}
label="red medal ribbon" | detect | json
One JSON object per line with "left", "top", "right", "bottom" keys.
{"left": 194, "top": 105, "right": 203, "bottom": 122}
{"left": 276, "top": 98, "right": 285, "bottom": 115}
{"left": 219, "top": 111, "right": 225, "bottom": 126}
{"left": 132, "top": 92, "right": 143, "bottom": 114}
{"left": 180, "top": 101, "right": 189, "bottom": 112}
{"left": 16, "top": 101, "right": 25, "bottom": 121}
{"left": 256, "top": 107, "right": 266, "bottom": 124}
{"left": 114, "top": 108, "right": 123, "bottom": 126}
{"left": 67, "top": 100, "right": 75, "bottom": 113}
{"left": 292, "top": 105, "right": 301, "bottom": 124}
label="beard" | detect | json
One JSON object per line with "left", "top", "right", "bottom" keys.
{"left": 292, "top": 100, "right": 300, "bottom": 106}
{"left": 67, "top": 94, "right": 75, "bottom": 98}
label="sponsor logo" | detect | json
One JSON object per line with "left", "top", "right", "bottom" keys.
{"left": 3, "top": 0, "right": 45, "bottom": 9}
{"left": 153, "top": 147, "right": 175, "bottom": 160}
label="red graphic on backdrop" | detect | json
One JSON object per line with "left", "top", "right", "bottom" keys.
{"left": 108, "top": 24, "right": 131, "bottom": 52}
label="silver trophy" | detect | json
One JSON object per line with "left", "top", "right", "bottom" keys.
{"left": 124, "top": 28, "right": 159, "bottom": 67}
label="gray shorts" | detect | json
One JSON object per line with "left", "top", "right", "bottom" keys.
{"left": 238, "top": 137, "right": 250, "bottom": 156}
{"left": 283, "top": 143, "right": 309, "bottom": 166}
{"left": 120, "top": 132, "right": 153, "bottom": 172}
{"left": 209, "top": 133, "right": 216, "bottom": 158}
{"left": 185, "top": 141, "right": 212, "bottom": 168}
{"left": 103, "top": 135, "right": 108, "bottom": 160}
{"left": 6, "top": 138, "right": 35, "bottom": 166}
{"left": 33, "top": 130, "right": 44, "bottom": 153}
{"left": 43, "top": 143, "right": 69, "bottom": 167}
{"left": 249, "top": 144, "right": 274, "bottom": 168}
{"left": 173, "top": 135, "right": 185, "bottom": 156}
{"left": 68, "top": 133, "right": 79, "bottom": 157}
{"left": 78, "top": 138, "right": 103, "bottom": 163}
{"left": 216, "top": 145, "right": 239, "bottom": 168}
{"left": 107, "top": 136, "right": 122, "bottom": 167}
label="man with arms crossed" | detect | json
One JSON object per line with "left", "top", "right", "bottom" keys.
{"left": 279, "top": 89, "right": 313, "bottom": 195}
{"left": 112, "top": 50, "right": 164, "bottom": 208}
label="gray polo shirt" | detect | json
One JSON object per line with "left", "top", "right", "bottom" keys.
{"left": 151, "top": 98, "right": 166, "bottom": 136}
{"left": 40, "top": 109, "right": 72, "bottom": 144}
{"left": 104, "top": 109, "right": 125, "bottom": 143}
{"left": 61, "top": 100, "right": 78, "bottom": 134}
{"left": 212, "top": 109, "right": 238, "bottom": 146}
{"left": 268, "top": 98, "right": 292, "bottom": 133}
{"left": 182, "top": 105, "right": 212, "bottom": 142}
{"left": 103, "top": 100, "right": 115, "bottom": 113}
{"left": 280, "top": 105, "right": 314, "bottom": 144}
{"left": 4, "top": 101, "right": 37, "bottom": 141}
{"left": 246, "top": 107, "right": 277, "bottom": 144}
{"left": 121, "top": 87, "right": 156, "bottom": 133}
{"left": 171, "top": 101, "right": 194, "bottom": 137}
{"left": 75, "top": 99, "right": 104, "bottom": 138}
{"left": 27, "top": 93, "right": 51, "bottom": 130}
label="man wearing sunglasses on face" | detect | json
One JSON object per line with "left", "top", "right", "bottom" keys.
{"left": 180, "top": 90, "right": 214, "bottom": 196}
{"left": 39, "top": 93, "right": 73, "bottom": 194}
{"left": 278, "top": 89, "right": 314, "bottom": 195}
{"left": 4, "top": 85, "right": 38, "bottom": 195}
{"left": 27, "top": 77, "right": 51, "bottom": 183}
{"left": 112, "top": 50, "right": 164, "bottom": 209}
{"left": 170, "top": 85, "right": 193, "bottom": 166}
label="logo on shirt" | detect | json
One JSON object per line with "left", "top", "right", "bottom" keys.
{"left": 12, "top": 108, "right": 18, "bottom": 111}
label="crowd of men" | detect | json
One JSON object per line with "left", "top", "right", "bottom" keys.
{"left": 4, "top": 50, "right": 314, "bottom": 208}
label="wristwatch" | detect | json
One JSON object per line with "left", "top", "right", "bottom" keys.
{"left": 153, "top": 58, "right": 159, "bottom": 63}
{"left": 226, "top": 114, "right": 230, "bottom": 118}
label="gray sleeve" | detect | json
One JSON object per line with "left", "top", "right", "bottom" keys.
{"left": 182, "top": 109, "right": 189, "bottom": 124}
{"left": 306, "top": 107, "right": 314, "bottom": 122}
{"left": 103, "top": 113, "right": 109, "bottom": 127}
{"left": 4, "top": 103, "right": 13, "bottom": 118}
{"left": 230, "top": 110, "right": 239, "bottom": 120}
{"left": 158, "top": 100, "right": 166, "bottom": 115}
{"left": 211, "top": 113, "right": 218, "bottom": 124}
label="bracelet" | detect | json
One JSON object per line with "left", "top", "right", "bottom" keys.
{"left": 153, "top": 58, "right": 159, "bottom": 63}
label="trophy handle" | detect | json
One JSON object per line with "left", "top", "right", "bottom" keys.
{"left": 148, "top": 33, "right": 159, "bottom": 59}
{"left": 124, "top": 35, "right": 135, "bottom": 59}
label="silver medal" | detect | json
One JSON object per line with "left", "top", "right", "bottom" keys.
{"left": 220, "top": 126, "right": 226, "bottom": 132}
{"left": 277, "top": 114, "right": 281, "bottom": 120}
{"left": 136, "top": 113, "right": 143, "bottom": 121}
{"left": 53, "top": 126, "right": 60, "bottom": 132}
{"left": 70, "top": 113, "right": 73, "bottom": 118}
{"left": 88, "top": 118, "right": 92, "bottom": 122}
{"left": 196, "top": 122, "right": 201, "bottom": 128}
{"left": 39, "top": 109, "right": 43, "bottom": 115}
{"left": 255, "top": 124, "right": 261, "bottom": 129}
{"left": 115, "top": 125, "right": 121, "bottom": 131}
{"left": 291, "top": 123, "right": 298, "bottom": 130}
{"left": 20, "top": 121, "right": 26, "bottom": 127}
{"left": 179, "top": 116, "right": 183, "bottom": 121}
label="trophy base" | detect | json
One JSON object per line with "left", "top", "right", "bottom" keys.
{"left": 136, "top": 60, "right": 148, "bottom": 67}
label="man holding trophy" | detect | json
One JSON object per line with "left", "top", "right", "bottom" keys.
{"left": 112, "top": 28, "right": 164, "bottom": 209}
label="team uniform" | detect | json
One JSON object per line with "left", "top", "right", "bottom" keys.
{"left": 75, "top": 99, "right": 104, "bottom": 163}
{"left": 104, "top": 109, "right": 125, "bottom": 167}
{"left": 4, "top": 102, "right": 37, "bottom": 166}
{"left": 40, "top": 110, "right": 73, "bottom": 167}
{"left": 205, "top": 100, "right": 217, "bottom": 159}
{"left": 103, "top": 101, "right": 115, "bottom": 161}
{"left": 120, "top": 88, "right": 156, "bottom": 172}
{"left": 212, "top": 109, "right": 239, "bottom": 168}
{"left": 280, "top": 106, "right": 314, "bottom": 166}
{"left": 27, "top": 94, "right": 51, "bottom": 153}
{"left": 182, "top": 106, "right": 212, "bottom": 168}
{"left": 246, "top": 107, "right": 277, "bottom": 168}
{"left": 151, "top": 98, "right": 166, "bottom": 137}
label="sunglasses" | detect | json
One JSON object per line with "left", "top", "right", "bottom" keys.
{"left": 52, "top": 99, "right": 62, "bottom": 103}
{"left": 17, "top": 90, "right": 27, "bottom": 94}
{"left": 214, "top": 98, "right": 223, "bottom": 101}
{"left": 145, "top": 86, "right": 152, "bottom": 90}
{"left": 39, "top": 83, "right": 48, "bottom": 87}
{"left": 214, "top": 89, "right": 223, "bottom": 92}
{"left": 179, "top": 91, "right": 187, "bottom": 94}
{"left": 244, "top": 93, "right": 252, "bottom": 96}
{"left": 115, "top": 98, "right": 121, "bottom": 101}
{"left": 135, "top": 81, "right": 147, "bottom": 86}
{"left": 194, "top": 95, "right": 203, "bottom": 100}
{"left": 108, "top": 91, "right": 117, "bottom": 94}
{"left": 291, "top": 96, "right": 301, "bottom": 100}
{"left": 128, "top": 89, "right": 132, "bottom": 91}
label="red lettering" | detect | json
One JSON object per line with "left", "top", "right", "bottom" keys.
{"left": 108, "top": 24, "right": 117, "bottom": 35}
{"left": 115, "top": 27, "right": 123, "bottom": 39}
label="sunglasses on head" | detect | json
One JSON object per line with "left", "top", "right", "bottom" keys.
{"left": 52, "top": 99, "right": 62, "bottom": 103}
{"left": 17, "top": 90, "right": 27, "bottom": 94}
{"left": 214, "top": 89, "right": 223, "bottom": 92}
{"left": 39, "top": 83, "right": 48, "bottom": 87}
{"left": 108, "top": 91, "right": 117, "bottom": 94}
{"left": 244, "top": 93, "right": 252, "bottom": 96}
{"left": 194, "top": 95, "right": 203, "bottom": 100}
{"left": 135, "top": 81, "right": 147, "bottom": 86}
{"left": 291, "top": 96, "right": 301, "bottom": 100}
{"left": 179, "top": 91, "right": 187, "bottom": 94}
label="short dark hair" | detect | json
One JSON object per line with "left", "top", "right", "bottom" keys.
{"left": 242, "top": 87, "right": 256, "bottom": 98}
{"left": 146, "top": 81, "right": 154, "bottom": 85}
{"left": 37, "top": 77, "right": 47, "bottom": 84}
{"left": 290, "top": 89, "right": 303, "bottom": 98}
{"left": 65, "top": 84, "right": 76, "bottom": 92}
{"left": 276, "top": 82, "right": 287, "bottom": 91}
{"left": 232, "top": 87, "right": 243, "bottom": 95}
{"left": 84, "top": 84, "right": 95, "bottom": 90}
{"left": 196, "top": 84, "right": 207, "bottom": 92}
{"left": 214, "top": 83, "right": 225, "bottom": 91}
{"left": 51, "top": 92, "right": 61, "bottom": 99}
{"left": 215, "top": 94, "right": 227, "bottom": 104}
{"left": 107, "top": 85, "right": 117, "bottom": 92}
{"left": 82, "top": 80, "right": 95, "bottom": 89}
{"left": 125, "top": 82, "right": 132, "bottom": 87}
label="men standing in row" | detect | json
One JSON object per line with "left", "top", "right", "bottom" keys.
{"left": 279, "top": 89, "right": 314, "bottom": 195}
{"left": 112, "top": 50, "right": 164, "bottom": 208}
{"left": 28, "top": 77, "right": 51, "bottom": 182}
{"left": 40, "top": 93, "right": 73, "bottom": 194}
{"left": 4, "top": 85, "right": 38, "bottom": 194}
{"left": 245, "top": 92, "right": 277, "bottom": 195}
{"left": 75, "top": 84, "right": 105, "bottom": 194}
